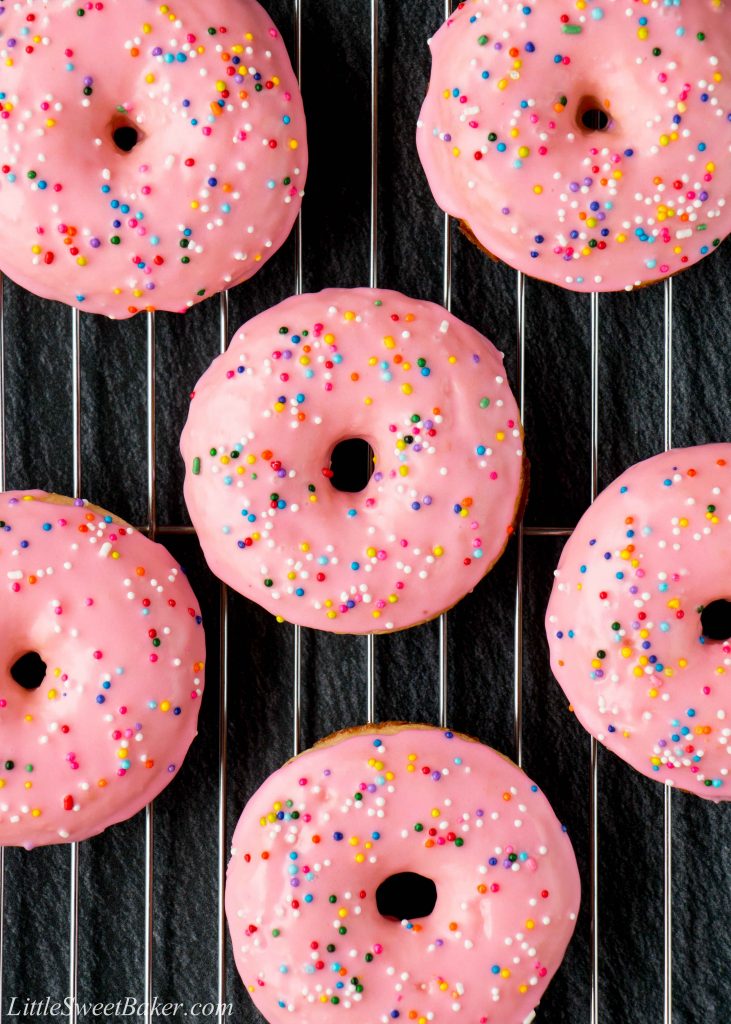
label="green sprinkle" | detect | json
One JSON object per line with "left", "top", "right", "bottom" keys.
{"left": 479, "top": 397, "right": 491, "bottom": 409}
{"left": 562, "top": 24, "right": 582, "bottom": 34}
{"left": 478, "top": 34, "right": 488, "bottom": 45}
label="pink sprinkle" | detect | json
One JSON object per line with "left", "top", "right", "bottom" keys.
{"left": 92, "top": 650, "right": 102, "bottom": 659}
{"left": 298, "top": 777, "right": 307, "bottom": 786}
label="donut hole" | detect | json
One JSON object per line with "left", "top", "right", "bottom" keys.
{"left": 577, "top": 97, "right": 611, "bottom": 133}
{"left": 111, "top": 117, "right": 141, "bottom": 153}
{"left": 700, "top": 599, "right": 731, "bottom": 642}
{"left": 10, "top": 651, "right": 47, "bottom": 691}
{"left": 329, "top": 437, "right": 375, "bottom": 493}
{"left": 375, "top": 872, "right": 438, "bottom": 921}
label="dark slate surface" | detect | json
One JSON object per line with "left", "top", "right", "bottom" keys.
{"left": 2, "top": 2, "right": 731, "bottom": 1023}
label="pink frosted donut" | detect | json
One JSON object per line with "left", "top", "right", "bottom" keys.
{"left": 0, "top": 0, "right": 306, "bottom": 318}
{"left": 0, "top": 491, "right": 205, "bottom": 848}
{"left": 417, "top": 0, "right": 731, "bottom": 292}
{"left": 546, "top": 444, "right": 731, "bottom": 800}
{"left": 180, "top": 287, "right": 525, "bottom": 634}
{"left": 225, "top": 724, "right": 580, "bottom": 1024}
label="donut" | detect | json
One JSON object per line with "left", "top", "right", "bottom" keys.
{"left": 417, "top": 0, "right": 731, "bottom": 292}
{"left": 0, "top": 0, "right": 306, "bottom": 318}
{"left": 0, "top": 491, "right": 205, "bottom": 848}
{"left": 546, "top": 444, "right": 731, "bottom": 800}
{"left": 225, "top": 723, "right": 580, "bottom": 1024}
{"left": 180, "top": 287, "right": 525, "bottom": 634}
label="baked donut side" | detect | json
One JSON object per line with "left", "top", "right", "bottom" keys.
{"left": 547, "top": 444, "right": 731, "bottom": 800}
{"left": 226, "top": 723, "right": 580, "bottom": 1024}
{"left": 417, "top": 0, "right": 731, "bottom": 292}
{"left": 0, "top": 0, "right": 306, "bottom": 317}
{"left": 181, "top": 287, "right": 526, "bottom": 634}
{"left": 0, "top": 491, "right": 205, "bottom": 847}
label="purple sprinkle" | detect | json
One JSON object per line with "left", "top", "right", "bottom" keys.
{"left": 90, "top": 237, "right": 101, "bottom": 248}
{"left": 431, "top": 771, "right": 441, "bottom": 781}
{"left": 444, "top": 133, "right": 452, "bottom": 142}
{"left": 290, "top": 878, "right": 300, "bottom": 888}
{"left": 423, "top": 496, "right": 433, "bottom": 506}
{"left": 152, "top": 46, "right": 163, "bottom": 56}
{"left": 476, "top": 809, "right": 484, "bottom": 817}
{"left": 83, "top": 76, "right": 93, "bottom": 86}
{"left": 167, "top": 764, "right": 176, "bottom": 773}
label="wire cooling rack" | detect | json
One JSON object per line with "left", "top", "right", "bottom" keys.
{"left": 1, "top": 2, "right": 731, "bottom": 1023}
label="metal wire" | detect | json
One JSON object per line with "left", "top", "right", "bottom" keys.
{"left": 589, "top": 293, "right": 600, "bottom": 1024}
{"left": 513, "top": 273, "right": 526, "bottom": 767}
{"left": 0, "top": 275, "right": 4, "bottom": 1024}
{"left": 144, "top": 311, "right": 157, "bottom": 1024}
{"left": 663, "top": 277, "right": 674, "bottom": 1024}
{"left": 217, "top": 292, "right": 231, "bottom": 1018}
{"left": 68, "top": 307, "right": 82, "bottom": 1024}
{"left": 292, "top": 0, "right": 304, "bottom": 759}
{"left": 366, "top": 0, "right": 379, "bottom": 726}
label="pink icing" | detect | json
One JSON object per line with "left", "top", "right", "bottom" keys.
{"left": 225, "top": 726, "right": 580, "bottom": 1024}
{"left": 0, "top": 491, "right": 205, "bottom": 848}
{"left": 547, "top": 445, "right": 731, "bottom": 800}
{"left": 0, "top": 0, "right": 306, "bottom": 318}
{"left": 417, "top": 0, "right": 731, "bottom": 292}
{"left": 180, "top": 288, "right": 525, "bottom": 634}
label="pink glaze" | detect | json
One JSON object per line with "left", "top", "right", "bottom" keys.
{"left": 417, "top": 0, "right": 731, "bottom": 292}
{"left": 0, "top": 491, "right": 205, "bottom": 848}
{"left": 0, "top": 0, "right": 306, "bottom": 318}
{"left": 180, "top": 288, "right": 525, "bottom": 634}
{"left": 547, "top": 445, "right": 731, "bottom": 800}
{"left": 226, "top": 726, "right": 580, "bottom": 1024}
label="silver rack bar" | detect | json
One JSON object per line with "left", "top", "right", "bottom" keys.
{"left": 144, "top": 311, "right": 156, "bottom": 1024}
{"left": 438, "top": 0, "right": 452, "bottom": 733}
{"left": 0, "top": 275, "right": 5, "bottom": 1024}
{"left": 663, "top": 276, "right": 674, "bottom": 1024}
{"left": 292, "top": 0, "right": 304, "bottom": 760}
{"left": 131, "top": 523, "right": 578, "bottom": 538}
{"left": 217, "top": 290, "right": 230, "bottom": 1019}
{"left": 366, "top": 0, "right": 379, "bottom": 725}
{"left": 589, "top": 293, "right": 600, "bottom": 1024}
{"left": 68, "top": 306, "right": 82, "bottom": 1024}
{"left": 0, "top": 275, "right": 5, "bottom": 491}
{"left": 513, "top": 272, "right": 526, "bottom": 767}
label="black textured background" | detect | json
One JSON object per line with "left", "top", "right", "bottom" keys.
{"left": 2, "top": 2, "right": 731, "bottom": 1023}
